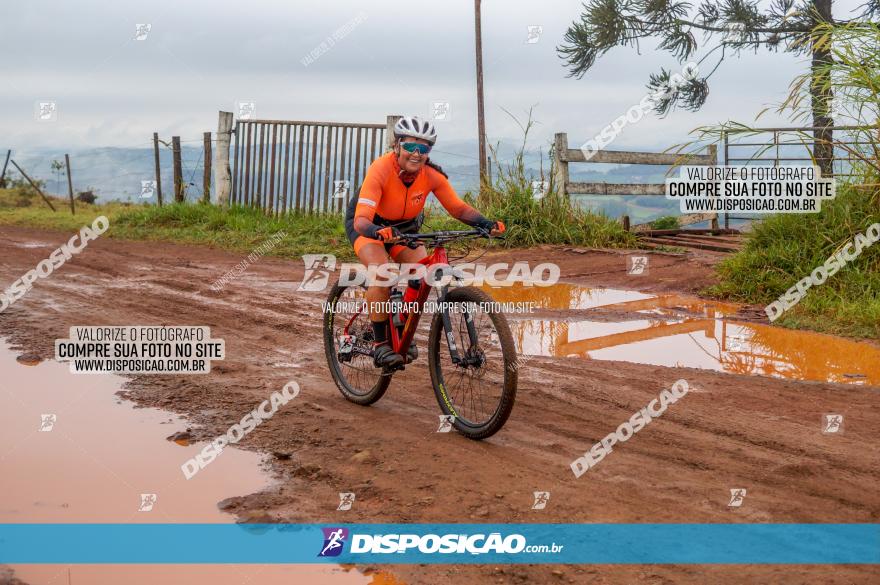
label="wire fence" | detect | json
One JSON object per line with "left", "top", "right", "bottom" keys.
{"left": 0, "top": 139, "right": 214, "bottom": 204}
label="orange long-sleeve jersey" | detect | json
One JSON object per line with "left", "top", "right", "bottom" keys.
{"left": 352, "top": 152, "right": 486, "bottom": 238}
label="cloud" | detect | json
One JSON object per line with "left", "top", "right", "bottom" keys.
{"left": 0, "top": 0, "right": 868, "bottom": 150}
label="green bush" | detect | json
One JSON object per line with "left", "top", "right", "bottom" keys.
{"left": 708, "top": 183, "right": 880, "bottom": 338}
{"left": 474, "top": 132, "right": 635, "bottom": 249}
{"left": 651, "top": 215, "right": 680, "bottom": 230}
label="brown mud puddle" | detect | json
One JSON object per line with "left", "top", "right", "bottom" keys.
{"left": 0, "top": 341, "right": 400, "bottom": 585}
{"left": 487, "top": 283, "right": 879, "bottom": 385}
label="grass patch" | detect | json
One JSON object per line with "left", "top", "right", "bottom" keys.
{"left": 650, "top": 215, "right": 680, "bottom": 230}
{"left": 110, "top": 203, "right": 351, "bottom": 259}
{"left": 1, "top": 131, "right": 638, "bottom": 263}
{"left": 707, "top": 183, "right": 880, "bottom": 338}
{"left": 0, "top": 189, "right": 353, "bottom": 260}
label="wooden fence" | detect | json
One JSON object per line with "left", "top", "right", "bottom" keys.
{"left": 553, "top": 133, "right": 719, "bottom": 232}
{"left": 230, "top": 115, "right": 400, "bottom": 214}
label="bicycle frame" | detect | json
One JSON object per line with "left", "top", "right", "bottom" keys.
{"left": 342, "top": 240, "right": 480, "bottom": 367}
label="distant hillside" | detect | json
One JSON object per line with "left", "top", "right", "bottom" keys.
{"left": 2, "top": 146, "right": 206, "bottom": 204}
{"left": 1, "top": 140, "right": 691, "bottom": 223}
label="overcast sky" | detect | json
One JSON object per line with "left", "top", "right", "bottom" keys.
{"left": 0, "top": 0, "right": 868, "bottom": 156}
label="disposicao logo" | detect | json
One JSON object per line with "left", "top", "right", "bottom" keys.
{"left": 318, "top": 527, "right": 349, "bottom": 557}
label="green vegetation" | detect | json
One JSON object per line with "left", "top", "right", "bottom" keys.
{"left": 475, "top": 112, "right": 636, "bottom": 249}
{"left": 1, "top": 171, "right": 635, "bottom": 263}
{"left": 0, "top": 118, "right": 635, "bottom": 261}
{"left": 0, "top": 188, "right": 353, "bottom": 259}
{"left": 111, "top": 203, "right": 352, "bottom": 259}
{"left": 476, "top": 177, "right": 635, "bottom": 249}
{"left": 698, "top": 20, "right": 880, "bottom": 339}
{"left": 650, "top": 215, "right": 680, "bottom": 230}
{"left": 708, "top": 183, "right": 880, "bottom": 338}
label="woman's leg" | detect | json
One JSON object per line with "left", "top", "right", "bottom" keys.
{"left": 354, "top": 237, "right": 402, "bottom": 367}
{"left": 390, "top": 243, "right": 428, "bottom": 265}
{"left": 389, "top": 244, "right": 427, "bottom": 361}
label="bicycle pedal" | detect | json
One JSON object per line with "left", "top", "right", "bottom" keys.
{"left": 383, "top": 363, "right": 405, "bottom": 374}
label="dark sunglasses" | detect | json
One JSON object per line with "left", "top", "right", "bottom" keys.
{"left": 400, "top": 141, "right": 432, "bottom": 155}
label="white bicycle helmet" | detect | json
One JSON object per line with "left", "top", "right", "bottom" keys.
{"left": 393, "top": 115, "right": 437, "bottom": 145}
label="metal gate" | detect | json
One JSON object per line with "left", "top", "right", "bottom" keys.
{"left": 231, "top": 118, "right": 391, "bottom": 214}
{"left": 721, "top": 125, "right": 874, "bottom": 228}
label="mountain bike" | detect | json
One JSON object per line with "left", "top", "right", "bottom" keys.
{"left": 322, "top": 229, "right": 517, "bottom": 440}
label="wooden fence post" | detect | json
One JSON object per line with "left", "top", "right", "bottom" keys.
{"left": 10, "top": 160, "right": 56, "bottom": 211}
{"left": 203, "top": 132, "right": 212, "bottom": 203}
{"left": 64, "top": 153, "right": 75, "bottom": 215}
{"left": 553, "top": 133, "right": 569, "bottom": 198}
{"left": 0, "top": 150, "right": 10, "bottom": 187}
{"left": 386, "top": 114, "right": 401, "bottom": 151}
{"left": 215, "top": 111, "right": 234, "bottom": 205}
{"left": 172, "top": 136, "right": 183, "bottom": 202}
{"left": 152, "top": 132, "right": 163, "bottom": 206}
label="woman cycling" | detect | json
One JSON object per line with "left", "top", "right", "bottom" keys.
{"left": 344, "top": 115, "right": 505, "bottom": 369}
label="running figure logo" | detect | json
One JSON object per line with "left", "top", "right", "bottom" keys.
{"left": 140, "top": 180, "right": 156, "bottom": 199}
{"left": 628, "top": 256, "right": 649, "bottom": 275}
{"left": 532, "top": 491, "right": 550, "bottom": 510}
{"left": 237, "top": 101, "right": 256, "bottom": 120}
{"left": 431, "top": 101, "right": 450, "bottom": 121}
{"left": 333, "top": 180, "right": 350, "bottom": 199}
{"left": 134, "top": 23, "right": 152, "bottom": 41}
{"left": 318, "top": 527, "right": 349, "bottom": 557}
{"left": 727, "top": 333, "right": 748, "bottom": 352}
{"left": 138, "top": 493, "right": 157, "bottom": 512}
{"left": 823, "top": 414, "right": 843, "bottom": 434}
{"left": 437, "top": 414, "right": 455, "bottom": 433}
{"left": 531, "top": 181, "right": 549, "bottom": 200}
{"left": 526, "top": 25, "right": 543, "bottom": 44}
{"left": 39, "top": 414, "right": 57, "bottom": 432}
{"left": 36, "top": 101, "right": 57, "bottom": 121}
{"left": 338, "top": 335, "right": 355, "bottom": 355}
{"left": 298, "top": 254, "right": 336, "bottom": 292}
{"left": 337, "top": 492, "right": 355, "bottom": 511}
{"left": 727, "top": 488, "right": 747, "bottom": 508}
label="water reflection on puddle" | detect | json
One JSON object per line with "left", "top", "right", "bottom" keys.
{"left": 489, "top": 283, "right": 879, "bottom": 386}
{"left": 0, "top": 341, "right": 401, "bottom": 585}
{"left": 486, "top": 281, "right": 655, "bottom": 311}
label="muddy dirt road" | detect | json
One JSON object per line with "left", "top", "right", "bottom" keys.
{"left": 1, "top": 225, "right": 878, "bottom": 584}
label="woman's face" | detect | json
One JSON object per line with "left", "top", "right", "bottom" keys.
{"left": 396, "top": 137, "right": 430, "bottom": 174}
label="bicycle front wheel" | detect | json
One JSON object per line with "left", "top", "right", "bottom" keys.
{"left": 428, "top": 286, "right": 517, "bottom": 440}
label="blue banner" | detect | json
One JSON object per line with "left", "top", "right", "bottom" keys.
{"left": 0, "top": 524, "right": 877, "bottom": 564}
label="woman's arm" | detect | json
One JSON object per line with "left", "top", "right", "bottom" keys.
{"left": 353, "top": 161, "right": 391, "bottom": 239}
{"left": 430, "top": 169, "right": 496, "bottom": 230}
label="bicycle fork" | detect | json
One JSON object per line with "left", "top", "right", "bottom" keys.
{"left": 438, "top": 286, "right": 480, "bottom": 367}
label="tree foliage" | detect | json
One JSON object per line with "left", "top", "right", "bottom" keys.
{"left": 558, "top": 0, "right": 876, "bottom": 117}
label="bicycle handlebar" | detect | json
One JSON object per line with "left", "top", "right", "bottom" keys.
{"left": 397, "top": 228, "right": 503, "bottom": 246}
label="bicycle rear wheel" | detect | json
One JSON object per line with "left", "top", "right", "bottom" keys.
{"left": 428, "top": 286, "right": 517, "bottom": 440}
{"left": 323, "top": 283, "right": 392, "bottom": 405}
